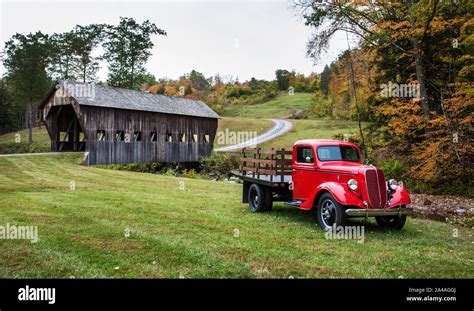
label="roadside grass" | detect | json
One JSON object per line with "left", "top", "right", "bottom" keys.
{"left": 0, "top": 127, "right": 51, "bottom": 154}
{"left": 221, "top": 93, "right": 313, "bottom": 118}
{"left": 0, "top": 154, "right": 472, "bottom": 278}
{"left": 0, "top": 127, "right": 50, "bottom": 145}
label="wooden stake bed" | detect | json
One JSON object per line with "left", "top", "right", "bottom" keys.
{"left": 237, "top": 148, "right": 293, "bottom": 187}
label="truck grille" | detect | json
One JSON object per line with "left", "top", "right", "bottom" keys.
{"left": 365, "top": 168, "right": 387, "bottom": 208}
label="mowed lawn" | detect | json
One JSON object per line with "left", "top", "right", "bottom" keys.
{"left": 0, "top": 154, "right": 472, "bottom": 278}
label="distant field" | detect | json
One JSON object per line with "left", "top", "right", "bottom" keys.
{"left": 221, "top": 93, "right": 313, "bottom": 118}
{"left": 0, "top": 154, "right": 472, "bottom": 278}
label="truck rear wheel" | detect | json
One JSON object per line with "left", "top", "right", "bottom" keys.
{"left": 317, "top": 193, "right": 345, "bottom": 230}
{"left": 248, "top": 184, "right": 268, "bottom": 213}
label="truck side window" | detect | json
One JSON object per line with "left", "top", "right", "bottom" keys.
{"left": 296, "top": 147, "right": 314, "bottom": 163}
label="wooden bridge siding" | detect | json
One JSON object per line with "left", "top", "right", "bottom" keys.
{"left": 79, "top": 106, "right": 217, "bottom": 165}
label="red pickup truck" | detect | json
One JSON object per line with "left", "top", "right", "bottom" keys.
{"left": 237, "top": 139, "right": 412, "bottom": 230}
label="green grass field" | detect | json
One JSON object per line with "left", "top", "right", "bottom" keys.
{"left": 0, "top": 154, "right": 472, "bottom": 278}
{"left": 221, "top": 93, "right": 313, "bottom": 118}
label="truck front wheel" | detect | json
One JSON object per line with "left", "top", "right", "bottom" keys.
{"left": 248, "top": 184, "right": 269, "bottom": 213}
{"left": 317, "top": 193, "right": 346, "bottom": 230}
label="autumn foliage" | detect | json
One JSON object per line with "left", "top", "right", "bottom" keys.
{"left": 306, "top": 1, "right": 473, "bottom": 195}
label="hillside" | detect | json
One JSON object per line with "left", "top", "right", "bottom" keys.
{"left": 220, "top": 92, "right": 366, "bottom": 149}
{"left": 0, "top": 153, "right": 472, "bottom": 278}
{"left": 221, "top": 93, "right": 313, "bottom": 119}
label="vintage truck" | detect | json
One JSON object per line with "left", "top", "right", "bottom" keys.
{"left": 237, "top": 139, "right": 413, "bottom": 230}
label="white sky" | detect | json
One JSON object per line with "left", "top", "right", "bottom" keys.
{"left": 0, "top": 0, "right": 354, "bottom": 82}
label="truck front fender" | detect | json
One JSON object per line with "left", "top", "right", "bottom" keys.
{"left": 388, "top": 185, "right": 411, "bottom": 207}
{"left": 300, "top": 182, "right": 364, "bottom": 210}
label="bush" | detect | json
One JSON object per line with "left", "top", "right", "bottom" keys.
{"left": 96, "top": 162, "right": 163, "bottom": 174}
{"left": 199, "top": 153, "right": 239, "bottom": 176}
{"left": 182, "top": 169, "right": 197, "bottom": 179}
{"left": 0, "top": 142, "right": 30, "bottom": 154}
{"left": 312, "top": 95, "right": 333, "bottom": 118}
{"left": 380, "top": 158, "right": 406, "bottom": 180}
{"left": 162, "top": 168, "right": 177, "bottom": 176}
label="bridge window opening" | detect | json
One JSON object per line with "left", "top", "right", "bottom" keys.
{"left": 133, "top": 131, "right": 142, "bottom": 141}
{"left": 115, "top": 131, "right": 125, "bottom": 142}
{"left": 150, "top": 131, "right": 157, "bottom": 142}
{"left": 96, "top": 130, "right": 106, "bottom": 142}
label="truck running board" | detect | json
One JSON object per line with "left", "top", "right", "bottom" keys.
{"left": 285, "top": 200, "right": 302, "bottom": 208}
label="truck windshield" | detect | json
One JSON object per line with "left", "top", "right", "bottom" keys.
{"left": 317, "top": 146, "right": 360, "bottom": 162}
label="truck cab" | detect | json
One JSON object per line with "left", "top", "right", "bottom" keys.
{"left": 239, "top": 140, "right": 412, "bottom": 230}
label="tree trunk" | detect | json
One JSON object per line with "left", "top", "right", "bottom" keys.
{"left": 28, "top": 102, "right": 33, "bottom": 150}
{"left": 413, "top": 40, "right": 430, "bottom": 121}
{"left": 83, "top": 62, "right": 86, "bottom": 83}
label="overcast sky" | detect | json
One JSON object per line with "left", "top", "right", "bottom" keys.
{"left": 0, "top": 0, "right": 353, "bottom": 82}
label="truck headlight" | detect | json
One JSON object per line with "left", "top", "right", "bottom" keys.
{"left": 348, "top": 179, "right": 358, "bottom": 191}
{"left": 388, "top": 179, "right": 398, "bottom": 190}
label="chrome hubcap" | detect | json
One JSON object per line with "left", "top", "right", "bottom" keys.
{"left": 321, "top": 199, "right": 336, "bottom": 227}
{"left": 254, "top": 195, "right": 259, "bottom": 206}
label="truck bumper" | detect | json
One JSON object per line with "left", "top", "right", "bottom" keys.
{"left": 345, "top": 206, "right": 413, "bottom": 217}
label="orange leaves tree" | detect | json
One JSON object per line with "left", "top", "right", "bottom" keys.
{"left": 298, "top": 0, "right": 473, "bottom": 194}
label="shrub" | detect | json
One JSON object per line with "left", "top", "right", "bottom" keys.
{"left": 380, "top": 158, "right": 406, "bottom": 180}
{"left": 182, "top": 168, "right": 197, "bottom": 179}
{"left": 162, "top": 168, "right": 177, "bottom": 177}
{"left": 96, "top": 162, "right": 163, "bottom": 174}
{"left": 199, "top": 153, "right": 239, "bottom": 176}
{"left": 0, "top": 142, "right": 30, "bottom": 154}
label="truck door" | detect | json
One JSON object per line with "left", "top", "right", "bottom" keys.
{"left": 292, "top": 145, "right": 316, "bottom": 201}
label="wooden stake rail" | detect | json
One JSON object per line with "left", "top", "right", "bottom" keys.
{"left": 240, "top": 148, "right": 293, "bottom": 183}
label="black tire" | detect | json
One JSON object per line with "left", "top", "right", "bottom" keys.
{"left": 264, "top": 187, "right": 273, "bottom": 211}
{"left": 316, "top": 193, "right": 346, "bottom": 230}
{"left": 375, "top": 215, "right": 407, "bottom": 230}
{"left": 248, "top": 184, "right": 267, "bottom": 213}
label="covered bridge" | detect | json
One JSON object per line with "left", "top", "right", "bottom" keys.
{"left": 39, "top": 80, "right": 220, "bottom": 165}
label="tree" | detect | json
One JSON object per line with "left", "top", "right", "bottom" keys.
{"left": 275, "top": 69, "right": 292, "bottom": 91}
{"left": 70, "top": 24, "right": 105, "bottom": 83}
{"left": 3, "top": 32, "right": 52, "bottom": 148}
{"left": 103, "top": 17, "right": 166, "bottom": 89}
{"left": 0, "top": 78, "right": 15, "bottom": 135}
{"left": 297, "top": 0, "right": 473, "bottom": 193}
{"left": 188, "top": 70, "right": 209, "bottom": 90}
{"left": 320, "top": 65, "right": 331, "bottom": 97}
{"left": 49, "top": 25, "right": 105, "bottom": 83}
{"left": 49, "top": 31, "right": 77, "bottom": 80}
